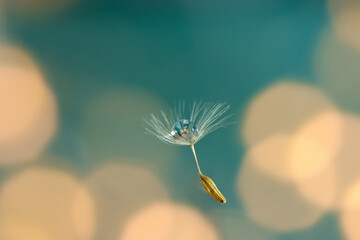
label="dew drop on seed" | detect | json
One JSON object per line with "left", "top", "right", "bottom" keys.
{"left": 172, "top": 119, "right": 198, "bottom": 142}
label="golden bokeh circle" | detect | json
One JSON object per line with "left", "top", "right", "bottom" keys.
{"left": 86, "top": 163, "right": 169, "bottom": 240}
{"left": 0, "top": 168, "right": 95, "bottom": 240}
{"left": 0, "top": 45, "right": 57, "bottom": 164}
{"left": 237, "top": 155, "right": 325, "bottom": 232}
{"left": 340, "top": 179, "right": 360, "bottom": 240}
{"left": 120, "top": 202, "right": 218, "bottom": 240}
{"left": 242, "top": 81, "right": 335, "bottom": 147}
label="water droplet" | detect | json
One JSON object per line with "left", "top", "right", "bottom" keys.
{"left": 172, "top": 119, "right": 198, "bottom": 142}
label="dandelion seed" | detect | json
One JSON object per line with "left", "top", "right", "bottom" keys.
{"left": 143, "top": 101, "right": 231, "bottom": 203}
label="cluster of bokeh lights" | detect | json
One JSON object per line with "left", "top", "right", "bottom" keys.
{"left": 239, "top": 84, "right": 360, "bottom": 235}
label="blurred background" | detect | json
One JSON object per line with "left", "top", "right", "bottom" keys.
{"left": 1, "top": 0, "right": 360, "bottom": 239}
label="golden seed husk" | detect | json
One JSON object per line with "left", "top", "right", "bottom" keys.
{"left": 200, "top": 174, "right": 226, "bottom": 204}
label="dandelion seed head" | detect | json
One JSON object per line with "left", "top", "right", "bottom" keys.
{"left": 143, "top": 101, "right": 231, "bottom": 146}
{"left": 143, "top": 101, "right": 230, "bottom": 203}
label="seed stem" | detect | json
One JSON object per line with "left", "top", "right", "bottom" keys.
{"left": 190, "top": 144, "right": 202, "bottom": 175}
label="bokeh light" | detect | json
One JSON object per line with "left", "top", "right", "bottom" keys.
{"left": 289, "top": 110, "right": 343, "bottom": 181}
{"left": 297, "top": 113, "right": 360, "bottom": 210}
{"left": 237, "top": 154, "right": 325, "bottom": 232}
{"left": 247, "top": 109, "right": 360, "bottom": 212}
{"left": 287, "top": 110, "right": 343, "bottom": 209}
{"left": 0, "top": 66, "right": 45, "bottom": 141}
{"left": 242, "top": 130, "right": 338, "bottom": 212}
{"left": 121, "top": 202, "right": 218, "bottom": 240}
{"left": 72, "top": 187, "right": 95, "bottom": 240}
{"left": 0, "top": 45, "right": 57, "bottom": 164}
{"left": 240, "top": 81, "right": 346, "bottom": 214}
{"left": 295, "top": 163, "right": 337, "bottom": 210}
{"left": 328, "top": 0, "right": 360, "bottom": 16}
{"left": 332, "top": 113, "right": 360, "bottom": 208}
{"left": 248, "top": 134, "right": 293, "bottom": 181}
{"left": 333, "top": 8, "right": 360, "bottom": 51}
{"left": 340, "top": 179, "right": 360, "bottom": 240}
{"left": 314, "top": 30, "right": 360, "bottom": 112}
{"left": 85, "top": 163, "right": 169, "bottom": 240}
{"left": 328, "top": 0, "right": 360, "bottom": 52}
{"left": 242, "top": 81, "right": 335, "bottom": 147}
{"left": 0, "top": 168, "right": 94, "bottom": 240}
{"left": 0, "top": 44, "right": 38, "bottom": 68}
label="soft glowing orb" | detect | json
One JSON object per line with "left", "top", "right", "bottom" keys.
{"left": 333, "top": 8, "right": 360, "bottom": 51}
{"left": 332, "top": 114, "right": 360, "bottom": 208}
{"left": 86, "top": 163, "right": 169, "bottom": 240}
{"left": 0, "top": 168, "right": 95, "bottom": 240}
{"left": 296, "top": 164, "right": 337, "bottom": 210}
{"left": 314, "top": 30, "right": 360, "bottom": 111}
{"left": 120, "top": 202, "right": 218, "bottom": 240}
{"left": 249, "top": 134, "right": 293, "bottom": 181}
{"left": 340, "top": 179, "right": 360, "bottom": 240}
{"left": 237, "top": 155, "right": 325, "bottom": 232}
{"left": 289, "top": 110, "right": 343, "bottom": 181}
{"left": 0, "top": 45, "right": 57, "bottom": 164}
{"left": 242, "top": 81, "right": 335, "bottom": 147}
